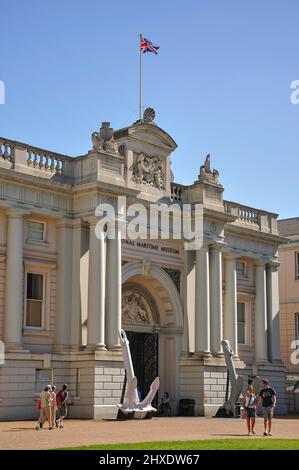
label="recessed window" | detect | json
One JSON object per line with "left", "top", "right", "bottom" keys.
{"left": 237, "top": 302, "right": 246, "bottom": 345}
{"left": 237, "top": 261, "right": 247, "bottom": 278}
{"left": 295, "top": 253, "right": 299, "bottom": 280}
{"left": 26, "top": 273, "right": 44, "bottom": 328}
{"left": 28, "top": 220, "right": 45, "bottom": 242}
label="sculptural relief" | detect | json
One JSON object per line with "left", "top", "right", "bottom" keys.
{"left": 199, "top": 154, "right": 220, "bottom": 184}
{"left": 122, "top": 292, "right": 149, "bottom": 323}
{"left": 92, "top": 122, "right": 119, "bottom": 156}
{"left": 132, "top": 153, "right": 165, "bottom": 190}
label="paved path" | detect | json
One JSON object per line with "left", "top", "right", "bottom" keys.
{"left": 0, "top": 417, "right": 298, "bottom": 450}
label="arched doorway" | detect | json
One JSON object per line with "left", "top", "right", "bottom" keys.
{"left": 122, "top": 261, "right": 183, "bottom": 413}
{"left": 122, "top": 284, "right": 159, "bottom": 404}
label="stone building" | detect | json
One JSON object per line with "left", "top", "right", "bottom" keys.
{"left": 278, "top": 218, "right": 299, "bottom": 412}
{"left": 0, "top": 112, "right": 287, "bottom": 419}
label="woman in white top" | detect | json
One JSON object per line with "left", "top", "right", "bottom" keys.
{"left": 242, "top": 385, "right": 256, "bottom": 436}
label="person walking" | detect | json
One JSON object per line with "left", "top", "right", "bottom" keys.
{"left": 242, "top": 385, "right": 256, "bottom": 436}
{"left": 56, "top": 384, "right": 69, "bottom": 429}
{"left": 50, "top": 385, "right": 57, "bottom": 429}
{"left": 257, "top": 379, "right": 277, "bottom": 436}
{"left": 36, "top": 385, "right": 53, "bottom": 430}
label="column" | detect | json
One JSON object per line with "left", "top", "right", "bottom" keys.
{"left": 70, "top": 220, "right": 82, "bottom": 351}
{"left": 105, "top": 222, "right": 122, "bottom": 350}
{"left": 182, "top": 249, "right": 195, "bottom": 353}
{"left": 86, "top": 219, "right": 106, "bottom": 350}
{"left": 266, "top": 261, "right": 281, "bottom": 361}
{"left": 223, "top": 254, "right": 238, "bottom": 356}
{"left": 209, "top": 245, "right": 223, "bottom": 355}
{"left": 195, "top": 244, "right": 211, "bottom": 354}
{"left": 55, "top": 219, "right": 73, "bottom": 351}
{"left": 4, "top": 209, "right": 25, "bottom": 351}
{"left": 254, "top": 261, "right": 268, "bottom": 362}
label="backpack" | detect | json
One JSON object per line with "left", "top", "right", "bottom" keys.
{"left": 56, "top": 390, "right": 65, "bottom": 405}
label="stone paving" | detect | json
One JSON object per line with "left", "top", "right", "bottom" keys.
{"left": 0, "top": 416, "right": 299, "bottom": 450}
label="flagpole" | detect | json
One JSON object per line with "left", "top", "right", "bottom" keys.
{"left": 139, "top": 33, "right": 142, "bottom": 120}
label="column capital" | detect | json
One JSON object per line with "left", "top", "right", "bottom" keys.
{"left": 209, "top": 241, "right": 225, "bottom": 252}
{"left": 223, "top": 251, "right": 239, "bottom": 261}
{"left": 267, "top": 259, "right": 280, "bottom": 271}
{"left": 6, "top": 208, "right": 29, "bottom": 218}
{"left": 83, "top": 215, "right": 99, "bottom": 226}
{"left": 254, "top": 259, "right": 268, "bottom": 267}
{"left": 55, "top": 217, "right": 73, "bottom": 229}
{"left": 196, "top": 241, "right": 210, "bottom": 252}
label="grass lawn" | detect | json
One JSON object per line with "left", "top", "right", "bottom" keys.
{"left": 61, "top": 439, "right": 299, "bottom": 450}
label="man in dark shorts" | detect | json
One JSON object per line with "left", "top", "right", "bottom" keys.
{"left": 257, "top": 379, "right": 276, "bottom": 436}
{"left": 56, "top": 384, "right": 69, "bottom": 429}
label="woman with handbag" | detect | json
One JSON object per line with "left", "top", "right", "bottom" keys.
{"left": 242, "top": 385, "right": 256, "bottom": 436}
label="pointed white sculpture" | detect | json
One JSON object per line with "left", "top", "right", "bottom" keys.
{"left": 221, "top": 339, "right": 243, "bottom": 416}
{"left": 117, "top": 329, "right": 160, "bottom": 418}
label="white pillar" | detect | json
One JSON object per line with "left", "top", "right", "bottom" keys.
{"left": 254, "top": 261, "right": 268, "bottom": 362}
{"left": 266, "top": 261, "right": 281, "bottom": 362}
{"left": 182, "top": 249, "right": 195, "bottom": 353}
{"left": 195, "top": 244, "right": 210, "bottom": 354}
{"left": 4, "top": 209, "right": 25, "bottom": 351}
{"left": 106, "top": 223, "right": 122, "bottom": 350}
{"left": 223, "top": 255, "right": 238, "bottom": 356}
{"left": 87, "top": 220, "right": 106, "bottom": 350}
{"left": 55, "top": 219, "right": 73, "bottom": 351}
{"left": 209, "top": 246, "right": 223, "bottom": 355}
{"left": 70, "top": 220, "right": 82, "bottom": 351}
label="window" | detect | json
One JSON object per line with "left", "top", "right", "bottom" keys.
{"left": 237, "top": 302, "right": 246, "bottom": 345}
{"left": 28, "top": 220, "right": 45, "bottom": 242}
{"left": 237, "top": 261, "right": 247, "bottom": 278}
{"left": 35, "top": 369, "right": 53, "bottom": 394}
{"left": 296, "top": 253, "right": 299, "bottom": 280}
{"left": 25, "top": 273, "right": 44, "bottom": 328}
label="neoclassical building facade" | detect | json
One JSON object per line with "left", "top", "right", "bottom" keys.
{"left": 278, "top": 218, "right": 299, "bottom": 412}
{"left": 0, "top": 113, "right": 287, "bottom": 419}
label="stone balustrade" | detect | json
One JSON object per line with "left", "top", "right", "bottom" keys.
{"left": 0, "top": 137, "right": 73, "bottom": 180}
{"left": 170, "top": 183, "right": 184, "bottom": 203}
{"left": 0, "top": 139, "right": 14, "bottom": 162}
{"left": 26, "top": 146, "right": 66, "bottom": 174}
{"left": 224, "top": 200, "right": 278, "bottom": 234}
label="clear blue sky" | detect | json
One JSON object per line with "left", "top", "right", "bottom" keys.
{"left": 0, "top": 0, "right": 298, "bottom": 218}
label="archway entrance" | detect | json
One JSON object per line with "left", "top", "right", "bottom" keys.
{"left": 121, "top": 262, "right": 184, "bottom": 413}
{"left": 125, "top": 331, "right": 158, "bottom": 405}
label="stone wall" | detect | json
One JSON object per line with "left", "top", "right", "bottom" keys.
{"left": 0, "top": 355, "right": 125, "bottom": 421}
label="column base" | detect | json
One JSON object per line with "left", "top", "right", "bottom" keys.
{"left": 5, "top": 343, "right": 29, "bottom": 353}
{"left": 213, "top": 352, "right": 224, "bottom": 358}
{"left": 106, "top": 344, "right": 122, "bottom": 352}
{"left": 194, "top": 351, "right": 212, "bottom": 358}
{"left": 255, "top": 358, "right": 269, "bottom": 364}
{"left": 86, "top": 344, "right": 107, "bottom": 351}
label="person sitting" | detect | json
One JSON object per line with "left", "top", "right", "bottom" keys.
{"left": 158, "top": 392, "right": 170, "bottom": 416}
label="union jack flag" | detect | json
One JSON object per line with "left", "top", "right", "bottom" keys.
{"left": 140, "top": 35, "right": 160, "bottom": 55}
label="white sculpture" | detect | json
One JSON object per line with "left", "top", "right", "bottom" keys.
{"left": 215, "top": 339, "right": 243, "bottom": 417}
{"left": 117, "top": 329, "right": 160, "bottom": 419}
